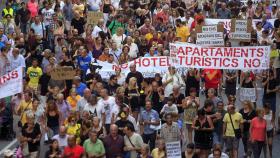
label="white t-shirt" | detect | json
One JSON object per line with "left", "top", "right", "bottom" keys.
{"left": 128, "top": 43, "right": 139, "bottom": 59}
{"left": 264, "top": 110, "right": 274, "bottom": 131}
{"left": 98, "top": 96, "right": 119, "bottom": 124}
{"left": 83, "top": 103, "right": 103, "bottom": 120}
{"left": 160, "top": 104, "right": 178, "bottom": 114}
{"left": 88, "top": 0, "right": 102, "bottom": 11}
{"left": 162, "top": 73, "right": 186, "bottom": 97}
{"left": 31, "top": 22, "right": 45, "bottom": 36}
{"left": 7, "top": 53, "right": 26, "bottom": 70}
{"left": 52, "top": 134, "right": 69, "bottom": 149}
{"left": 112, "top": 34, "right": 126, "bottom": 49}
{"left": 41, "top": 8, "right": 55, "bottom": 26}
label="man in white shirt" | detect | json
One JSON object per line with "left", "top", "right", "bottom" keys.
{"left": 99, "top": 89, "right": 119, "bottom": 133}
{"left": 181, "top": 11, "right": 194, "bottom": 30}
{"left": 8, "top": 48, "right": 25, "bottom": 70}
{"left": 92, "top": 19, "right": 107, "bottom": 38}
{"left": 88, "top": 0, "right": 102, "bottom": 11}
{"left": 109, "top": 42, "right": 121, "bottom": 64}
{"left": 77, "top": 88, "right": 92, "bottom": 112}
{"left": 41, "top": 2, "right": 55, "bottom": 27}
{"left": 126, "top": 36, "right": 139, "bottom": 59}
{"left": 30, "top": 16, "right": 46, "bottom": 38}
{"left": 52, "top": 126, "right": 69, "bottom": 151}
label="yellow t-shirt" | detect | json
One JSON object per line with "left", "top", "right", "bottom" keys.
{"left": 270, "top": 49, "right": 279, "bottom": 58}
{"left": 176, "top": 26, "right": 190, "bottom": 42}
{"left": 18, "top": 100, "right": 33, "bottom": 125}
{"left": 27, "top": 66, "right": 42, "bottom": 89}
{"left": 145, "top": 33, "right": 161, "bottom": 41}
{"left": 66, "top": 95, "right": 81, "bottom": 111}
{"left": 151, "top": 148, "right": 165, "bottom": 158}
{"left": 223, "top": 112, "right": 243, "bottom": 137}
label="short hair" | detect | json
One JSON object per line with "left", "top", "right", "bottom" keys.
{"left": 204, "top": 99, "right": 214, "bottom": 108}
{"left": 110, "top": 74, "right": 117, "bottom": 81}
{"left": 125, "top": 123, "right": 135, "bottom": 132}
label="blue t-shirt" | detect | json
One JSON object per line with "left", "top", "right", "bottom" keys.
{"left": 77, "top": 55, "right": 92, "bottom": 73}
{"left": 76, "top": 82, "right": 87, "bottom": 96}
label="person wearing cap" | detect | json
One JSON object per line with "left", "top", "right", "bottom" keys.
{"left": 223, "top": 105, "right": 243, "bottom": 158}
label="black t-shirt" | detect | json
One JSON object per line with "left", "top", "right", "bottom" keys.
{"left": 71, "top": 17, "right": 86, "bottom": 35}
{"left": 264, "top": 78, "right": 279, "bottom": 98}
{"left": 45, "top": 149, "right": 61, "bottom": 158}
{"left": 125, "top": 71, "right": 144, "bottom": 87}
{"left": 16, "top": 8, "right": 31, "bottom": 24}
{"left": 170, "top": 93, "right": 185, "bottom": 113}
{"left": 274, "top": 19, "right": 280, "bottom": 29}
{"left": 150, "top": 91, "right": 163, "bottom": 114}
{"left": 22, "top": 123, "right": 41, "bottom": 152}
{"left": 239, "top": 109, "right": 257, "bottom": 132}
{"left": 39, "top": 74, "right": 51, "bottom": 96}
{"left": 115, "top": 119, "right": 134, "bottom": 136}
{"left": 125, "top": 88, "right": 140, "bottom": 109}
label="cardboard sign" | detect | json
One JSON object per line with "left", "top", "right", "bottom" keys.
{"left": 169, "top": 42, "right": 270, "bottom": 70}
{"left": 51, "top": 67, "right": 76, "bottom": 80}
{"left": 239, "top": 88, "right": 256, "bottom": 102}
{"left": 166, "top": 141, "right": 181, "bottom": 158}
{"left": 196, "top": 25, "right": 224, "bottom": 46}
{"left": 229, "top": 19, "right": 252, "bottom": 41}
{"left": 87, "top": 11, "right": 104, "bottom": 25}
{"left": 0, "top": 67, "right": 23, "bottom": 99}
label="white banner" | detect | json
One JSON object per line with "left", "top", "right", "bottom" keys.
{"left": 166, "top": 141, "right": 181, "bottom": 158}
{"left": 196, "top": 32, "right": 224, "bottom": 46}
{"left": 0, "top": 67, "right": 23, "bottom": 99}
{"left": 205, "top": 18, "right": 275, "bottom": 33}
{"left": 239, "top": 88, "right": 257, "bottom": 102}
{"left": 94, "top": 56, "right": 187, "bottom": 79}
{"left": 169, "top": 42, "right": 270, "bottom": 70}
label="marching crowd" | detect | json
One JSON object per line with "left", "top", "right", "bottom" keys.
{"left": 0, "top": 0, "right": 280, "bottom": 158}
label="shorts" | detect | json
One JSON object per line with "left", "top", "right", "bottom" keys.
{"left": 267, "top": 129, "right": 274, "bottom": 138}
{"left": 224, "top": 136, "right": 239, "bottom": 151}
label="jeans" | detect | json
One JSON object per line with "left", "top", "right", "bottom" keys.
{"left": 213, "top": 132, "right": 224, "bottom": 147}
{"left": 142, "top": 132, "right": 157, "bottom": 150}
{"left": 252, "top": 141, "right": 265, "bottom": 158}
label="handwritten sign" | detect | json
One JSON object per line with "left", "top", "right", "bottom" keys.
{"left": 239, "top": 88, "right": 256, "bottom": 102}
{"left": 196, "top": 25, "right": 224, "bottom": 46}
{"left": 229, "top": 19, "right": 252, "bottom": 41}
{"left": 87, "top": 11, "right": 104, "bottom": 25}
{"left": 166, "top": 141, "right": 181, "bottom": 158}
{"left": 51, "top": 67, "right": 76, "bottom": 80}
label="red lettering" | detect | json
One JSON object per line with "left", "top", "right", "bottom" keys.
{"left": 250, "top": 48, "right": 257, "bottom": 57}
{"left": 150, "top": 57, "right": 157, "bottom": 66}
{"left": 142, "top": 58, "right": 150, "bottom": 67}
{"left": 231, "top": 58, "right": 238, "bottom": 67}
{"left": 193, "top": 57, "right": 201, "bottom": 66}
{"left": 223, "top": 58, "right": 230, "bottom": 67}
{"left": 185, "top": 46, "right": 192, "bottom": 55}
{"left": 224, "top": 48, "right": 233, "bottom": 57}
{"left": 212, "top": 58, "right": 219, "bottom": 67}
{"left": 11, "top": 70, "right": 18, "bottom": 78}
{"left": 192, "top": 48, "right": 200, "bottom": 56}
{"left": 134, "top": 58, "right": 141, "bottom": 67}
{"left": 240, "top": 48, "right": 248, "bottom": 57}
{"left": 159, "top": 57, "right": 167, "bottom": 66}
{"left": 257, "top": 48, "right": 264, "bottom": 57}
{"left": 215, "top": 48, "right": 223, "bottom": 57}
{"left": 234, "top": 48, "right": 241, "bottom": 57}
{"left": 201, "top": 48, "right": 209, "bottom": 56}
{"left": 252, "top": 59, "right": 260, "bottom": 67}
{"left": 204, "top": 57, "right": 211, "bottom": 66}
{"left": 112, "top": 65, "right": 120, "bottom": 70}
{"left": 178, "top": 47, "right": 185, "bottom": 55}
{"left": 244, "top": 59, "right": 251, "bottom": 68}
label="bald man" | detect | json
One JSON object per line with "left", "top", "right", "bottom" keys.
{"left": 52, "top": 126, "right": 69, "bottom": 150}
{"left": 103, "top": 124, "right": 124, "bottom": 158}
{"left": 63, "top": 135, "right": 84, "bottom": 158}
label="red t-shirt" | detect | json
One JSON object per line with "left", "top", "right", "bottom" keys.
{"left": 202, "top": 69, "right": 222, "bottom": 89}
{"left": 63, "top": 145, "right": 84, "bottom": 158}
{"left": 251, "top": 117, "right": 266, "bottom": 141}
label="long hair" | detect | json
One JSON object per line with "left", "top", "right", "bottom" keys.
{"left": 128, "top": 77, "right": 138, "bottom": 90}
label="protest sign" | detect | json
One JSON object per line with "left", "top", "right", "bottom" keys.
{"left": 239, "top": 88, "right": 256, "bottom": 102}
{"left": 229, "top": 19, "right": 252, "bottom": 41}
{"left": 196, "top": 25, "right": 224, "bottom": 46}
{"left": 169, "top": 42, "right": 270, "bottom": 70}
{"left": 91, "top": 56, "right": 187, "bottom": 79}
{"left": 166, "top": 141, "right": 181, "bottom": 158}
{"left": 87, "top": 11, "right": 104, "bottom": 25}
{"left": 205, "top": 19, "right": 275, "bottom": 33}
{"left": 0, "top": 67, "right": 23, "bottom": 99}
{"left": 51, "top": 67, "right": 76, "bottom": 80}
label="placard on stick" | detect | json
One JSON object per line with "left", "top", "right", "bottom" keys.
{"left": 51, "top": 67, "right": 76, "bottom": 80}
{"left": 166, "top": 141, "right": 181, "bottom": 158}
{"left": 195, "top": 24, "right": 224, "bottom": 46}
{"left": 229, "top": 18, "right": 252, "bottom": 42}
{"left": 87, "top": 11, "right": 104, "bottom": 25}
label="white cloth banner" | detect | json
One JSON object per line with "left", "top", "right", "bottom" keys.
{"left": 94, "top": 56, "right": 187, "bottom": 79}
{"left": 0, "top": 67, "right": 23, "bottom": 99}
{"left": 205, "top": 18, "right": 275, "bottom": 33}
{"left": 239, "top": 88, "right": 257, "bottom": 102}
{"left": 166, "top": 141, "right": 181, "bottom": 158}
{"left": 169, "top": 42, "right": 270, "bottom": 70}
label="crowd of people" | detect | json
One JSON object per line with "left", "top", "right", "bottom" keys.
{"left": 0, "top": 0, "right": 280, "bottom": 158}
